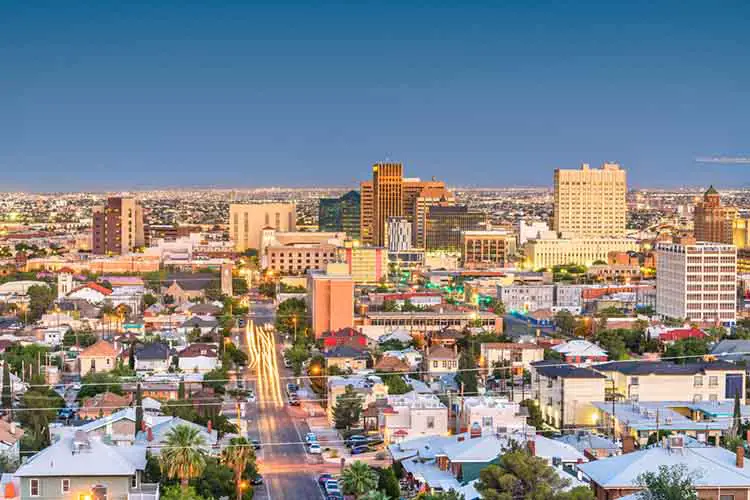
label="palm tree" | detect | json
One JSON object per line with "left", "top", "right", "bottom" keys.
{"left": 220, "top": 437, "right": 256, "bottom": 500}
{"left": 340, "top": 461, "right": 378, "bottom": 499}
{"left": 160, "top": 424, "right": 208, "bottom": 491}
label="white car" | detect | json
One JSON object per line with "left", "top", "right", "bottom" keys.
{"left": 308, "top": 443, "right": 322, "bottom": 454}
{"left": 304, "top": 432, "right": 317, "bottom": 443}
{"left": 246, "top": 390, "right": 256, "bottom": 403}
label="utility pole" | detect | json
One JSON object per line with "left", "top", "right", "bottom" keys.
{"left": 655, "top": 408, "right": 660, "bottom": 444}
{"left": 611, "top": 379, "right": 616, "bottom": 439}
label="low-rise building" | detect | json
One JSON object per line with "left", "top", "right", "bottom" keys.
{"left": 79, "top": 340, "right": 118, "bottom": 377}
{"left": 178, "top": 343, "right": 219, "bottom": 373}
{"left": 380, "top": 393, "right": 449, "bottom": 443}
{"left": 326, "top": 375, "right": 388, "bottom": 424}
{"left": 552, "top": 340, "right": 608, "bottom": 364}
{"left": 424, "top": 345, "right": 459, "bottom": 379}
{"left": 324, "top": 345, "right": 369, "bottom": 372}
{"left": 459, "top": 397, "right": 528, "bottom": 435}
{"left": 0, "top": 420, "right": 23, "bottom": 465}
{"left": 364, "top": 310, "right": 501, "bottom": 334}
{"left": 479, "top": 343, "right": 544, "bottom": 375}
{"left": 79, "top": 392, "right": 132, "bottom": 420}
{"left": 134, "top": 343, "right": 171, "bottom": 373}
{"left": 525, "top": 236, "right": 639, "bottom": 269}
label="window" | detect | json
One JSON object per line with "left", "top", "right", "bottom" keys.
{"left": 482, "top": 416, "right": 493, "bottom": 428}
{"left": 131, "top": 475, "right": 137, "bottom": 488}
{"left": 709, "top": 376, "right": 719, "bottom": 387}
{"left": 630, "top": 377, "right": 639, "bottom": 386}
{"left": 62, "top": 479, "right": 70, "bottom": 493}
{"left": 694, "top": 376, "right": 703, "bottom": 387}
{"left": 30, "top": 479, "right": 40, "bottom": 497}
{"left": 710, "top": 394, "right": 718, "bottom": 402}
{"left": 693, "top": 394, "right": 703, "bottom": 403}
{"left": 720, "top": 496, "right": 735, "bottom": 500}
{"left": 426, "top": 416, "right": 435, "bottom": 429}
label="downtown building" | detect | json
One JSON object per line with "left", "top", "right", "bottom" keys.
{"left": 319, "top": 190, "right": 361, "bottom": 240}
{"left": 307, "top": 264, "right": 355, "bottom": 337}
{"left": 461, "top": 230, "right": 516, "bottom": 269}
{"left": 92, "top": 197, "right": 145, "bottom": 255}
{"left": 424, "top": 206, "right": 488, "bottom": 252}
{"left": 229, "top": 203, "right": 296, "bottom": 252}
{"left": 656, "top": 240, "right": 737, "bottom": 325}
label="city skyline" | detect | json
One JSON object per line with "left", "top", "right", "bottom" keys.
{"left": 2, "top": 1, "right": 749, "bottom": 190}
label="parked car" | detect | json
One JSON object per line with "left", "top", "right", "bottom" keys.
{"left": 346, "top": 435, "right": 368, "bottom": 448}
{"left": 250, "top": 439, "right": 262, "bottom": 450}
{"left": 318, "top": 473, "right": 334, "bottom": 485}
{"left": 308, "top": 443, "right": 322, "bottom": 454}
{"left": 326, "top": 494, "right": 344, "bottom": 500}
{"left": 288, "top": 395, "right": 301, "bottom": 406}
{"left": 324, "top": 480, "right": 340, "bottom": 495}
{"left": 246, "top": 389, "right": 256, "bottom": 403}
{"left": 351, "top": 445, "right": 373, "bottom": 455}
{"left": 57, "top": 408, "right": 75, "bottom": 419}
{"left": 286, "top": 383, "right": 299, "bottom": 395}
{"left": 305, "top": 432, "right": 317, "bottom": 443}
{"left": 251, "top": 474, "right": 263, "bottom": 485}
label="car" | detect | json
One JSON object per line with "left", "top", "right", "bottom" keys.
{"left": 351, "top": 445, "right": 373, "bottom": 455}
{"left": 288, "top": 396, "right": 300, "bottom": 406}
{"left": 286, "top": 383, "right": 299, "bottom": 395}
{"left": 308, "top": 443, "right": 322, "bottom": 454}
{"left": 305, "top": 432, "right": 317, "bottom": 443}
{"left": 246, "top": 390, "right": 256, "bottom": 403}
{"left": 71, "top": 383, "right": 81, "bottom": 391}
{"left": 251, "top": 474, "right": 263, "bottom": 485}
{"left": 250, "top": 439, "right": 261, "bottom": 450}
{"left": 346, "top": 435, "right": 367, "bottom": 447}
{"left": 317, "top": 473, "right": 334, "bottom": 485}
{"left": 326, "top": 494, "right": 344, "bottom": 500}
{"left": 283, "top": 357, "right": 292, "bottom": 368}
{"left": 57, "top": 408, "right": 75, "bottom": 419}
{"left": 324, "top": 480, "right": 340, "bottom": 495}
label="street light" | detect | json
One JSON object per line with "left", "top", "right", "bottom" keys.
{"left": 292, "top": 316, "right": 298, "bottom": 343}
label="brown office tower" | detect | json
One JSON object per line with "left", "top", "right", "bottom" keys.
{"left": 694, "top": 186, "right": 737, "bottom": 244}
{"left": 359, "top": 181, "right": 374, "bottom": 245}
{"left": 372, "top": 162, "right": 404, "bottom": 246}
{"left": 92, "top": 197, "right": 145, "bottom": 255}
{"left": 425, "top": 205, "right": 488, "bottom": 252}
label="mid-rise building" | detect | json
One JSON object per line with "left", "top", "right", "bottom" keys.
{"left": 373, "top": 162, "right": 404, "bottom": 246}
{"left": 229, "top": 203, "right": 296, "bottom": 252}
{"left": 413, "top": 184, "right": 455, "bottom": 247}
{"left": 552, "top": 162, "right": 627, "bottom": 237}
{"left": 386, "top": 216, "right": 412, "bottom": 252}
{"left": 319, "top": 190, "right": 361, "bottom": 240}
{"left": 461, "top": 230, "right": 516, "bottom": 269}
{"left": 360, "top": 181, "right": 375, "bottom": 245}
{"left": 425, "top": 206, "right": 488, "bottom": 252}
{"left": 92, "top": 197, "right": 145, "bottom": 255}
{"left": 308, "top": 265, "right": 355, "bottom": 337}
{"left": 340, "top": 245, "right": 388, "bottom": 284}
{"left": 694, "top": 186, "right": 737, "bottom": 244}
{"left": 518, "top": 220, "right": 552, "bottom": 245}
{"left": 656, "top": 241, "right": 737, "bottom": 324}
{"left": 525, "top": 235, "right": 639, "bottom": 269}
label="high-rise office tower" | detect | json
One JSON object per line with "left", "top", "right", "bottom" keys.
{"left": 694, "top": 186, "right": 737, "bottom": 244}
{"left": 425, "top": 205, "right": 488, "bottom": 252}
{"left": 359, "top": 181, "right": 374, "bottom": 245}
{"left": 386, "top": 216, "right": 412, "bottom": 252}
{"left": 319, "top": 190, "right": 361, "bottom": 240}
{"left": 372, "top": 162, "right": 404, "bottom": 246}
{"left": 92, "top": 197, "right": 145, "bottom": 255}
{"left": 229, "top": 203, "right": 296, "bottom": 252}
{"left": 414, "top": 186, "right": 455, "bottom": 248}
{"left": 552, "top": 162, "right": 627, "bottom": 237}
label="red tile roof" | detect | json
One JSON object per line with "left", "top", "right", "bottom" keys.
{"left": 80, "top": 340, "right": 117, "bottom": 357}
{"left": 70, "top": 282, "right": 113, "bottom": 296}
{"left": 659, "top": 328, "right": 708, "bottom": 342}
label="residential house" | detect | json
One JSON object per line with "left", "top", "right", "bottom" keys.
{"left": 14, "top": 431, "right": 158, "bottom": 500}
{"left": 135, "top": 417, "right": 218, "bottom": 455}
{"left": 324, "top": 345, "right": 369, "bottom": 372}
{"left": 594, "top": 360, "right": 746, "bottom": 404}
{"left": 134, "top": 343, "right": 171, "bottom": 373}
{"left": 429, "top": 329, "right": 464, "bottom": 347}
{"left": 657, "top": 327, "right": 709, "bottom": 346}
{"left": 579, "top": 437, "right": 750, "bottom": 500}
{"left": 555, "top": 432, "right": 619, "bottom": 460}
{"left": 712, "top": 339, "right": 750, "bottom": 364}
{"left": 378, "top": 329, "right": 413, "bottom": 345}
{"left": 122, "top": 380, "right": 180, "bottom": 401}
{"left": 327, "top": 375, "right": 388, "bottom": 424}
{"left": 381, "top": 347, "right": 423, "bottom": 369}
{"left": 79, "top": 392, "right": 132, "bottom": 420}
{"left": 0, "top": 420, "right": 24, "bottom": 465}
{"left": 188, "top": 303, "right": 222, "bottom": 316}
{"left": 380, "top": 393, "right": 449, "bottom": 443}
{"left": 79, "top": 340, "right": 118, "bottom": 377}
{"left": 161, "top": 274, "right": 212, "bottom": 303}
{"left": 321, "top": 327, "right": 368, "bottom": 352}
{"left": 374, "top": 356, "right": 411, "bottom": 374}
{"left": 458, "top": 397, "right": 528, "bottom": 435}
{"left": 42, "top": 326, "right": 70, "bottom": 347}
{"left": 479, "top": 343, "right": 544, "bottom": 375}
{"left": 530, "top": 360, "right": 607, "bottom": 428}
{"left": 178, "top": 316, "right": 218, "bottom": 337}
{"left": 178, "top": 343, "right": 219, "bottom": 373}
{"left": 66, "top": 282, "right": 113, "bottom": 304}
{"left": 552, "top": 340, "right": 608, "bottom": 364}
{"left": 425, "top": 345, "right": 459, "bottom": 380}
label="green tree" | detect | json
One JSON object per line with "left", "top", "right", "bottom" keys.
{"left": 143, "top": 293, "right": 158, "bottom": 308}
{"left": 275, "top": 298, "right": 308, "bottom": 335}
{"left": 135, "top": 383, "right": 143, "bottom": 437}
{"left": 379, "top": 374, "right": 411, "bottom": 395}
{"left": 161, "top": 485, "right": 207, "bottom": 500}
{"left": 26, "top": 284, "right": 55, "bottom": 322}
{"left": 1, "top": 362, "right": 11, "bottom": 414}
{"left": 341, "top": 460, "right": 379, "bottom": 499}
{"left": 362, "top": 492, "right": 390, "bottom": 500}
{"left": 283, "top": 344, "right": 310, "bottom": 376}
{"left": 476, "top": 449, "right": 571, "bottom": 500}
{"left": 635, "top": 464, "right": 699, "bottom": 500}
{"left": 160, "top": 424, "right": 208, "bottom": 491}
{"left": 220, "top": 437, "right": 257, "bottom": 500}
{"left": 382, "top": 300, "right": 399, "bottom": 312}
{"left": 333, "top": 385, "right": 364, "bottom": 430}
{"left": 77, "top": 372, "right": 124, "bottom": 400}
{"left": 417, "top": 491, "right": 465, "bottom": 500}
{"left": 455, "top": 348, "right": 478, "bottom": 395}
{"left": 555, "top": 310, "right": 576, "bottom": 335}
{"left": 595, "top": 330, "right": 627, "bottom": 360}
{"left": 520, "top": 399, "right": 543, "bottom": 429}
{"left": 664, "top": 337, "right": 708, "bottom": 364}
{"left": 376, "top": 466, "right": 401, "bottom": 499}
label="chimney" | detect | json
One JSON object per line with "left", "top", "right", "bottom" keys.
{"left": 527, "top": 439, "right": 536, "bottom": 456}
{"left": 738, "top": 446, "right": 745, "bottom": 468}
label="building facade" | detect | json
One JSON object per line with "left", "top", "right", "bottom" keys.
{"left": 308, "top": 267, "right": 355, "bottom": 337}
{"left": 694, "top": 186, "right": 736, "bottom": 244}
{"left": 92, "top": 197, "right": 145, "bottom": 255}
{"left": 552, "top": 162, "right": 627, "bottom": 237}
{"left": 373, "top": 162, "right": 404, "bottom": 246}
{"left": 425, "top": 206, "right": 488, "bottom": 252}
{"left": 266, "top": 244, "right": 338, "bottom": 275}
{"left": 525, "top": 236, "right": 639, "bottom": 269}
{"left": 340, "top": 245, "right": 388, "bottom": 284}
{"left": 319, "top": 190, "right": 361, "bottom": 240}
{"left": 229, "top": 203, "right": 296, "bottom": 252}
{"left": 656, "top": 241, "right": 737, "bottom": 324}
{"left": 461, "top": 230, "right": 516, "bottom": 269}
{"left": 387, "top": 216, "right": 412, "bottom": 252}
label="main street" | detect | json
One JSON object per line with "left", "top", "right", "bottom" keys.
{"left": 240, "top": 305, "right": 327, "bottom": 500}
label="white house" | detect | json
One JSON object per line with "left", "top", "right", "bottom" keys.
{"left": 178, "top": 344, "right": 219, "bottom": 373}
{"left": 42, "top": 326, "right": 71, "bottom": 347}
{"left": 382, "top": 347, "right": 423, "bottom": 369}
{"left": 66, "top": 282, "right": 113, "bottom": 304}
{"left": 460, "top": 397, "right": 528, "bottom": 435}
{"left": 382, "top": 393, "right": 448, "bottom": 444}
{"left": 134, "top": 343, "right": 172, "bottom": 373}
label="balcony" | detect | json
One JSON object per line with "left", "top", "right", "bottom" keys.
{"left": 129, "top": 483, "right": 160, "bottom": 500}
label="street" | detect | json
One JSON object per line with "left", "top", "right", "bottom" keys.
{"left": 240, "top": 306, "right": 328, "bottom": 500}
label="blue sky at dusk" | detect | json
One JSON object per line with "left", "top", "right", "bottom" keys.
{"left": 1, "top": 1, "right": 749, "bottom": 191}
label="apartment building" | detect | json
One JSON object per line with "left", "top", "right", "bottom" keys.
{"left": 552, "top": 162, "right": 627, "bottom": 237}
{"left": 340, "top": 245, "right": 388, "bottom": 284}
{"left": 480, "top": 343, "right": 545, "bottom": 375}
{"left": 92, "top": 197, "right": 145, "bottom": 255}
{"left": 530, "top": 361, "right": 607, "bottom": 429}
{"left": 308, "top": 265, "right": 354, "bottom": 337}
{"left": 229, "top": 203, "right": 296, "bottom": 252}
{"left": 461, "top": 230, "right": 516, "bottom": 269}
{"left": 656, "top": 241, "right": 737, "bottom": 324}
{"left": 595, "top": 360, "right": 745, "bottom": 404}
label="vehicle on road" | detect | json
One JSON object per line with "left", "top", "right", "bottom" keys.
{"left": 308, "top": 443, "right": 322, "bottom": 454}
{"left": 57, "top": 408, "right": 75, "bottom": 419}
{"left": 72, "top": 383, "right": 81, "bottom": 391}
{"left": 317, "top": 473, "right": 334, "bottom": 485}
{"left": 286, "top": 383, "right": 299, "bottom": 395}
{"left": 288, "top": 395, "right": 300, "bottom": 406}
{"left": 326, "top": 494, "right": 344, "bottom": 500}
{"left": 250, "top": 439, "right": 262, "bottom": 450}
{"left": 305, "top": 432, "right": 317, "bottom": 443}
{"left": 351, "top": 445, "right": 373, "bottom": 455}
{"left": 251, "top": 474, "right": 263, "bottom": 485}
{"left": 324, "top": 480, "right": 340, "bottom": 495}
{"left": 345, "top": 435, "right": 368, "bottom": 448}
{"left": 246, "top": 389, "right": 256, "bottom": 403}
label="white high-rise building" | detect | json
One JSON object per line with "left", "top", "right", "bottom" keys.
{"left": 656, "top": 241, "right": 737, "bottom": 325}
{"left": 386, "top": 216, "right": 412, "bottom": 252}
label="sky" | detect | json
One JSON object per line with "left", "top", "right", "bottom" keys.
{"left": 1, "top": 1, "right": 749, "bottom": 191}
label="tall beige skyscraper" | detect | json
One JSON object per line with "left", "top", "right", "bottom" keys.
{"left": 552, "top": 162, "right": 627, "bottom": 237}
{"left": 230, "top": 203, "right": 296, "bottom": 252}
{"left": 359, "top": 181, "right": 374, "bottom": 245}
{"left": 92, "top": 197, "right": 145, "bottom": 255}
{"left": 372, "top": 162, "right": 404, "bottom": 246}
